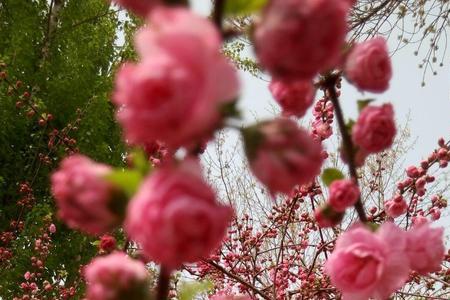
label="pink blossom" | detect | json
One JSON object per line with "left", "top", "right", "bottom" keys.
{"left": 384, "top": 195, "right": 408, "bottom": 218}
{"left": 48, "top": 224, "right": 56, "bottom": 234}
{"left": 143, "top": 141, "right": 169, "bottom": 166}
{"left": 51, "top": 155, "right": 121, "bottom": 235}
{"left": 269, "top": 79, "right": 316, "bottom": 117}
{"left": 254, "top": 0, "right": 349, "bottom": 80}
{"left": 24, "top": 271, "right": 31, "bottom": 281}
{"left": 243, "top": 118, "right": 324, "bottom": 195}
{"left": 100, "top": 235, "right": 117, "bottom": 253}
{"left": 328, "top": 179, "right": 360, "bottom": 212}
{"left": 352, "top": 104, "right": 396, "bottom": 153}
{"left": 431, "top": 209, "right": 441, "bottom": 220}
{"left": 84, "top": 252, "right": 149, "bottom": 300}
{"left": 325, "top": 223, "right": 410, "bottom": 300}
{"left": 411, "top": 215, "right": 428, "bottom": 227}
{"left": 406, "top": 166, "right": 419, "bottom": 178}
{"left": 125, "top": 159, "right": 233, "bottom": 268}
{"left": 406, "top": 222, "right": 445, "bottom": 275}
{"left": 111, "top": 0, "right": 157, "bottom": 17}
{"left": 114, "top": 8, "right": 239, "bottom": 149}
{"left": 135, "top": 7, "right": 221, "bottom": 58}
{"left": 312, "top": 120, "right": 333, "bottom": 140}
{"left": 344, "top": 37, "right": 392, "bottom": 93}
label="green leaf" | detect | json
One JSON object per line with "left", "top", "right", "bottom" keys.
{"left": 179, "top": 280, "right": 213, "bottom": 300}
{"left": 357, "top": 99, "right": 375, "bottom": 113}
{"left": 104, "top": 169, "right": 143, "bottom": 197}
{"left": 345, "top": 119, "right": 356, "bottom": 134}
{"left": 130, "top": 148, "right": 152, "bottom": 175}
{"left": 241, "top": 124, "right": 264, "bottom": 160}
{"left": 91, "top": 240, "right": 100, "bottom": 247}
{"left": 225, "top": 0, "right": 268, "bottom": 16}
{"left": 321, "top": 168, "right": 345, "bottom": 186}
{"left": 365, "top": 222, "right": 380, "bottom": 232}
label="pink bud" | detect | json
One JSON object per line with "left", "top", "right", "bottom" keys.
{"left": 24, "top": 271, "right": 31, "bottom": 281}
{"left": 48, "top": 224, "right": 56, "bottom": 234}
{"left": 431, "top": 210, "right": 441, "bottom": 221}
{"left": 352, "top": 104, "right": 396, "bottom": 153}
{"left": 385, "top": 197, "right": 407, "bottom": 218}
{"left": 412, "top": 215, "right": 428, "bottom": 227}
{"left": 406, "top": 166, "right": 419, "bottom": 178}
{"left": 345, "top": 37, "right": 392, "bottom": 93}
{"left": 327, "top": 179, "right": 360, "bottom": 212}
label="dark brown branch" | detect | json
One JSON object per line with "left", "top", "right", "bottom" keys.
{"left": 213, "top": 0, "right": 225, "bottom": 34}
{"left": 205, "top": 259, "right": 272, "bottom": 300}
{"left": 156, "top": 266, "right": 171, "bottom": 300}
{"left": 324, "top": 73, "right": 367, "bottom": 223}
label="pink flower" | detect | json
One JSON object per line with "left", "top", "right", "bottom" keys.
{"left": 100, "top": 235, "right": 117, "bottom": 253}
{"left": 312, "top": 120, "right": 333, "bottom": 140}
{"left": 114, "top": 8, "right": 239, "bottom": 149}
{"left": 406, "top": 166, "right": 419, "bottom": 178}
{"left": 84, "top": 252, "right": 149, "bottom": 300}
{"left": 111, "top": 0, "right": 157, "bottom": 17}
{"left": 48, "top": 224, "right": 56, "bottom": 234}
{"left": 384, "top": 196, "right": 408, "bottom": 218}
{"left": 325, "top": 223, "right": 410, "bottom": 300}
{"left": 51, "top": 155, "right": 121, "bottom": 235}
{"left": 254, "top": 0, "right": 349, "bottom": 80}
{"left": 344, "top": 37, "right": 392, "bottom": 93}
{"left": 125, "top": 159, "right": 233, "bottom": 268}
{"left": 406, "top": 222, "right": 445, "bottom": 275}
{"left": 135, "top": 7, "right": 221, "bottom": 58}
{"left": 24, "top": 271, "right": 31, "bottom": 281}
{"left": 411, "top": 215, "right": 428, "bottom": 227}
{"left": 352, "top": 104, "right": 396, "bottom": 153}
{"left": 143, "top": 141, "right": 169, "bottom": 166}
{"left": 269, "top": 79, "right": 316, "bottom": 117}
{"left": 328, "top": 179, "right": 360, "bottom": 212}
{"left": 243, "top": 118, "right": 324, "bottom": 195}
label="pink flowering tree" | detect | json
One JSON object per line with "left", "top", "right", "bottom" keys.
{"left": 4, "top": 0, "right": 450, "bottom": 299}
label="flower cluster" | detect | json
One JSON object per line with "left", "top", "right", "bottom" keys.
{"left": 44, "top": 0, "right": 448, "bottom": 299}
{"left": 326, "top": 221, "right": 445, "bottom": 299}
{"left": 84, "top": 252, "right": 150, "bottom": 300}
{"left": 51, "top": 155, "right": 122, "bottom": 235}
{"left": 113, "top": 7, "right": 239, "bottom": 150}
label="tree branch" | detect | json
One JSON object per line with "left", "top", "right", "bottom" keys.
{"left": 324, "top": 73, "right": 367, "bottom": 223}
{"left": 156, "top": 266, "right": 171, "bottom": 300}
{"left": 204, "top": 259, "right": 272, "bottom": 300}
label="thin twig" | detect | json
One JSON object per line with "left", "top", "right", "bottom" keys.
{"left": 205, "top": 259, "right": 272, "bottom": 300}
{"left": 324, "top": 73, "right": 367, "bottom": 223}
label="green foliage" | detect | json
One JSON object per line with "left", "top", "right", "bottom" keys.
{"left": 225, "top": 0, "right": 268, "bottom": 16}
{"left": 178, "top": 280, "right": 213, "bottom": 300}
{"left": 105, "top": 170, "right": 143, "bottom": 198}
{"left": 321, "top": 168, "right": 345, "bottom": 187}
{"left": 223, "top": 41, "right": 260, "bottom": 77}
{"left": 0, "top": 0, "right": 134, "bottom": 297}
{"left": 357, "top": 98, "right": 375, "bottom": 113}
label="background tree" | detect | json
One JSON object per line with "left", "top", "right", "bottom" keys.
{"left": 0, "top": 0, "right": 138, "bottom": 298}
